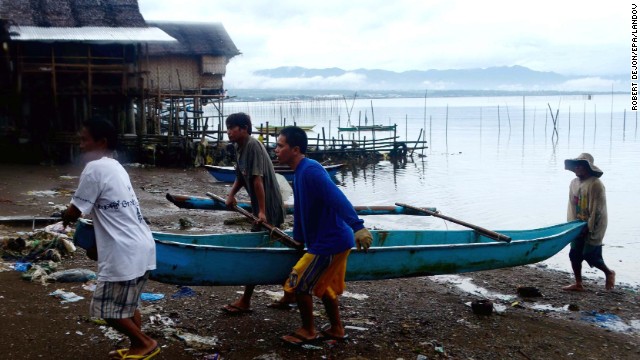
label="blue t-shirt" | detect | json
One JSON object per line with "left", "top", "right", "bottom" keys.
{"left": 293, "top": 158, "right": 364, "bottom": 255}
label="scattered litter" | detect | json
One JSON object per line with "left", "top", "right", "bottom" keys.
{"left": 49, "top": 289, "right": 84, "bottom": 303}
{"left": 82, "top": 282, "right": 96, "bottom": 292}
{"left": 141, "top": 293, "right": 165, "bottom": 302}
{"left": 149, "top": 314, "right": 175, "bottom": 326}
{"left": 517, "top": 286, "right": 543, "bottom": 297}
{"left": 471, "top": 299, "right": 493, "bottom": 315}
{"left": 342, "top": 291, "right": 369, "bottom": 300}
{"left": 567, "top": 304, "right": 580, "bottom": 311}
{"left": 430, "top": 275, "right": 516, "bottom": 302}
{"left": 26, "top": 190, "right": 59, "bottom": 197}
{"left": 529, "top": 303, "right": 567, "bottom": 313}
{"left": 344, "top": 325, "right": 368, "bottom": 331}
{"left": 172, "top": 286, "right": 196, "bottom": 299}
{"left": 99, "top": 325, "right": 125, "bottom": 341}
{"left": 175, "top": 332, "right": 220, "bottom": 350}
{"left": 203, "top": 353, "right": 220, "bottom": 360}
{"left": 59, "top": 175, "right": 78, "bottom": 180}
{"left": 46, "top": 268, "right": 96, "bottom": 283}
{"left": 581, "top": 311, "right": 636, "bottom": 332}
{"left": 13, "top": 262, "right": 31, "bottom": 272}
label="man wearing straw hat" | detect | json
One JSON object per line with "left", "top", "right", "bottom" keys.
{"left": 563, "top": 153, "right": 615, "bottom": 291}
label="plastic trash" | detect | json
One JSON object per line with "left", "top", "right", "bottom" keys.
{"left": 171, "top": 286, "right": 196, "bottom": 299}
{"left": 46, "top": 268, "right": 96, "bottom": 283}
{"left": 13, "top": 262, "right": 32, "bottom": 272}
{"left": 49, "top": 289, "right": 84, "bottom": 303}
{"left": 140, "top": 293, "right": 165, "bottom": 302}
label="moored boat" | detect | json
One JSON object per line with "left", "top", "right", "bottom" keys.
{"left": 150, "top": 221, "right": 586, "bottom": 286}
{"left": 338, "top": 124, "right": 397, "bottom": 132}
{"left": 203, "top": 164, "right": 343, "bottom": 182}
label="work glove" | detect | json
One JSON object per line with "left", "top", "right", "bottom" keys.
{"left": 355, "top": 228, "right": 373, "bottom": 252}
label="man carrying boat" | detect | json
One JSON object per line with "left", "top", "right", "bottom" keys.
{"left": 63, "top": 119, "right": 159, "bottom": 359}
{"left": 275, "top": 126, "right": 373, "bottom": 346}
{"left": 223, "top": 112, "right": 292, "bottom": 313}
{"left": 563, "top": 153, "right": 615, "bottom": 291}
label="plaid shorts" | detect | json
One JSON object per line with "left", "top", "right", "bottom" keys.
{"left": 90, "top": 271, "right": 150, "bottom": 319}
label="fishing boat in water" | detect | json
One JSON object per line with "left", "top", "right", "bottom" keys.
{"left": 150, "top": 220, "right": 586, "bottom": 286}
{"left": 203, "top": 164, "right": 343, "bottom": 182}
{"left": 338, "top": 124, "right": 397, "bottom": 132}
{"left": 165, "top": 192, "right": 437, "bottom": 215}
{"left": 255, "top": 124, "right": 316, "bottom": 134}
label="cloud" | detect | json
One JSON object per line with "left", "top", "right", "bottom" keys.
{"left": 138, "top": 0, "right": 626, "bottom": 77}
{"left": 229, "top": 72, "right": 368, "bottom": 90}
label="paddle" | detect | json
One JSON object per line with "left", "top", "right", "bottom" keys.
{"left": 206, "top": 192, "right": 304, "bottom": 250}
{"left": 395, "top": 203, "right": 512, "bottom": 243}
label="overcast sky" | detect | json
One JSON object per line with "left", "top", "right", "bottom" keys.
{"left": 138, "top": 0, "right": 627, "bottom": 89}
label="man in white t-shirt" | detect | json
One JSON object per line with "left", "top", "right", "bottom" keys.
{"left": 63, "top": 119, "right": 159, "bottom": 359}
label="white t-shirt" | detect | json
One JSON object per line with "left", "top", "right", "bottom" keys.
{"left": 71, "top": 157, "right": 156, "bottom": 281}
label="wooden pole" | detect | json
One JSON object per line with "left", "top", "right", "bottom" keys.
{"left": 396, "top": 203, "right": 511, "bottom": 242}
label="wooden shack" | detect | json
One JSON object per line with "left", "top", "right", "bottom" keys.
{"left": 0, "top": 1, "right": 240, "bottom": 165}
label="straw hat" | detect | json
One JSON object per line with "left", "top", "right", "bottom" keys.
{"left": 564, "top": 153, "right": 603, "bottom": 178}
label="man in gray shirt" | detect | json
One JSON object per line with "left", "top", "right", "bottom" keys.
{"left": 223, "top": 112, "right": 289, "bottom": 313}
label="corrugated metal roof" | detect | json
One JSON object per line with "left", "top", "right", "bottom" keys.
{"left": 9, "top": 26, "right": 177, "bottom": 43}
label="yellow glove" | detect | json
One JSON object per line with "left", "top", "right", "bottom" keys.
{"left": 355, "top": 228, "right": 372, "bottom": 252}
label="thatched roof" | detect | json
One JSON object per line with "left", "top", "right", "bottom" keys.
{"left": 146, "top": 21, "right": 241, "bottom": 58}
{"left": 0, "top": 0, "right": 147, "bottom": 27}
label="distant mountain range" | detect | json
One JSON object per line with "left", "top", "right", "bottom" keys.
{"left": 250, "top": 65, "right": 625, "bottom": 93}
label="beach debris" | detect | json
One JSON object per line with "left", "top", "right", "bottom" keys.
{"left": 46, "top": 268, "right": 96, "bottom": 283}
{"left": 13, "top": 261, "right": 31, "bottom": 272}
{"left": 1, "top": 223, "right": 75, "bottom": 262}
{"left": 141, "top": 293, "right": 166, "bottom": 302}
{"left": 49, "top": 289, "right": 84, "bottom": 303}
{"left": 149, "top": 314, "right": 175, "bottom": 326}
{"left": 471, "top": 299, "right": 494, "bottom": 315}
{"left": 175, "top": 332, "right": 220, "bottom": 350}
{"left": 567, "top": 303, "right": 580, "bottom": 311}
{"left": 172, "top": 286, "right": 196, "bottom": 299}
{"left": 179, "top": 217, "right": 195, "bottom": 229}
{"left": 341, "top": 291, "right": 369, "bottom": 300}
{"left": 252, "top": 352, "right": 283, "bottom": 360}
{"left": 517, "top": 286, "right": 543, "bottom": 297}
{"left": 581, "top": 311, "right": 639, "bottom": 333}
{"left": 26, "top": 190, "right": 59, "bottom": 197}
{"left": 82, "top": 282, "right": 96, "bottom": 292}
{"left": 344, "top": 325, "right": 368, "bottom": 331}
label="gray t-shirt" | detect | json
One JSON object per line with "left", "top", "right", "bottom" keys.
{"left": 235, "top": 136, "right": 285, "bottom": 227}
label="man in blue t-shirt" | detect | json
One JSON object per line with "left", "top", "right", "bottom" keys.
{"left": 274, "top": 126, "right": 372, "bottom": 346}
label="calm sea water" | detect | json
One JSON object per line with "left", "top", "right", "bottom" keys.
{"left": 220, "top": 94, "right": 640, "bottom": 287}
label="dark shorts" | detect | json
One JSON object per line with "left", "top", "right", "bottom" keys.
{"left": 569, "top": 235, "right": 604, "bottom": 268}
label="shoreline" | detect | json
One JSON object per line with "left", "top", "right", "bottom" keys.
{"left": 1, "top": 163, "right": 639, "bottom": 358}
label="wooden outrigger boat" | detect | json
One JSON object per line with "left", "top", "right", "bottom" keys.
{"left": 165, "top": 193, "right": 437, "bottom": 215}
{"left": 203, "top": 164, "right": 343, "bottom": 182}
{"left": 150, "top": 220, "right": 586, "bottom": 286}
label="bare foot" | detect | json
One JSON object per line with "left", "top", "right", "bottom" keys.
{"left": 606, "top": 271, "right": 616, "bottom": 290}
{"left": 562, "top": 283, "right": 585, "bottom": 291}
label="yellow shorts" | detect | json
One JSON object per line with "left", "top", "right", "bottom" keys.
{"left": 283, "top": 249, "right": 350, "bottom": 300}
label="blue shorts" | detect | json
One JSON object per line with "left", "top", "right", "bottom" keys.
{"left": 569, "top": 235, "right": 604, "bottom": 268}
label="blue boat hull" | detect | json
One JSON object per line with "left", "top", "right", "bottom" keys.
{"left": 204, "top": 164, "right": 342, "bottom": 182}
{"left": 150, "top": 221, "right": 585, "bottom": 286}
